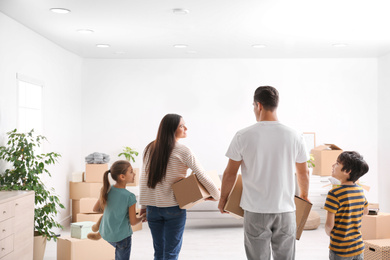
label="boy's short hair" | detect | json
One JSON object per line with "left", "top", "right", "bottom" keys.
{"left": 254, "top": 86, "right": 279, "bottom": 111}
{"left": 337, "top": 151, "right": 369, "bottom": 182}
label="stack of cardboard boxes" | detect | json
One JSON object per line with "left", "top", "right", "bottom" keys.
{"left": 70, "top": 163, "right": 108, "bottom": 222}
{"left": 361, "top": 204, "right": 390, "bottom": 259}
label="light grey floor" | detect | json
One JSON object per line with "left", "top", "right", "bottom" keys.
{"left": 46, "top": 218, "right": 329, "bottom": 259}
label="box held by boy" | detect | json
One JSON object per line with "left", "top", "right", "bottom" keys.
{"left": 69, "top": 182, "right": 102, "bottom": 200}
{"left": 71, "top": 221, "right": 94, "bottom": 239}
{"left": 311, "top": 144, "right": 343, "bottom": 176}
{"left": 57, "top": 236, "right": 114, "bottom": 260}
{"left": 361, "top": 212, "right": 390, "bottom": 240}
{"left": 85, "top": 164, "right": 109, "bottom": 183}
{"left": 363, "top": 239, "right": 390, "bottom": 260}
{"left": 172, "top": 171, "right": 220, "bottom": 209}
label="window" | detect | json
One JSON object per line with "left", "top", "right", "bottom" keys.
{"left": 17, "top": 74, "right": 43, "bottom": 134}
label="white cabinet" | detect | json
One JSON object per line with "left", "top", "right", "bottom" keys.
{"left": 0, "top": 191, "right": 34, "bottom": 260}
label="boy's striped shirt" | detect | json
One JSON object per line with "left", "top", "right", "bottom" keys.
{"left": 324, "top": 184, "right": 367, "bottom": 257}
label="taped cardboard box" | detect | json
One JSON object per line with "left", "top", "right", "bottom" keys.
{"left": 361, "top": 212, "right": 390, "bottom": 240}
{"left": 311, "top": 144, "right": 343, "bottom": 176}
{"left": 72, "top": 198, "right": 98, "bottom": 221}
{"left": 85, "top": 164, "right": 109, "bottom": 183}
{"left": 126, "top": 168, "right": 140, "bottom": 187}
{"left": 172, "top": 171, "right": 220, "bottom": 209}
{"left": 364, "top": 239, "right": 390, "bottom": 260}
{"left": 224, "top": 174, "right": 244, "bottom": 219}
{"left": 222, "top": 174, "right": 312, "bottom": 240}
{"left": 69, "top": 182, "right": 102, "bottom": 200}
{"left": 70, "top": 221, "right": 94, "bottom": 239}
{"left": 57, "top": 236, "right": 114, "bottom": 260}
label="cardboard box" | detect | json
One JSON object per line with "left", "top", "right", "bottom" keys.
{"left": 221, "top": 174, "right": 312, "bottom": 240}
{"left": 311, "top": 144, "right": 343, "bottom": 176}
{"left": 172, "top": 171, "right": 220, "bottom": 209}
{"left": 85, "top": 164, "right": 109, "bottom": 183}
{"left": 70, "top": 221, "right": 94, "bottom": 239}
{"left": 361, "top": 212, "right": 390, "bottom": 240}
{"left": 294, "top": 196, "right": 312, "bottom": 240}
{"left": 57, "top": 236, "right": 114, "bottom": 260}
{"left": 69, "top": 182, "right": 102, "bottom": 200}
{"left": 76, "top": 213, "right": 103, "bottom": 223}
{"left": 224, "top": 174, "right": 244, "bottom": 219}
{"left": 126, "top": 168, "right": 140, "bottom": 187}
{"left": 72, "top": 198, "right": 98, "bottom": 221}
{"left": 72, "top": 171, "right": 84, "bottom": 182}
{"left": 364, "top": 239, "right": 390, "bottom": 260}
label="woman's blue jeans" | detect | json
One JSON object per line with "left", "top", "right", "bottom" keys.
{"left": 147, "top": 206, "right": 186, "bottom": 260}
{"left": 108, "top": 236, "right": 132, "bottom": 260}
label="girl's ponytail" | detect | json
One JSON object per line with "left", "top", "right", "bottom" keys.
{"left": 98, "top": 160, "right": 131, "bottom": 209}
{"left": 99, "top": 170, "right": 111, "bottom": 209}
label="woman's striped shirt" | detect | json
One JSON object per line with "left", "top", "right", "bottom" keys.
{"left": 139, "top": 142, "right": 220, "bottom": 208}
{"left": 324, "top": 184, "right": 368, "bottom": 257}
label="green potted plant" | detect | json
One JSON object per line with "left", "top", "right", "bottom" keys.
{"left": 118, "top": 146, "right": 139, "bottom": 186}
{"left": 0, "top": 129, "right": 64, "bottom": 259}
{"left": 118, "top": 146, "right": 139, "bottom": 163}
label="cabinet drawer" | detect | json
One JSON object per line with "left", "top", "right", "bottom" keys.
{"left": 0, "top": 235, "right": 14, "bottom": 259}
{"left": 0, "top": 202, "right": 14, "bottom": 222}
{"left": 0, "top": 218, "right": 14, "bottom": 240}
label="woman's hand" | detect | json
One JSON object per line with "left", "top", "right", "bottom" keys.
{"left": 140, "top": 208, "right": 147, "bottom": 222}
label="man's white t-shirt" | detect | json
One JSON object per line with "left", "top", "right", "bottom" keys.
{"left": 226, "top": 121, "right": 308, "bottom": 213}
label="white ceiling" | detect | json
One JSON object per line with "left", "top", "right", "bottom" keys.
{"left": 1, "top": 0, "right": 390, "bottom": 59}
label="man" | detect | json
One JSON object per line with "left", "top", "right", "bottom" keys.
{"left": 218, "top": 86, "right": 310, "bottom": 260}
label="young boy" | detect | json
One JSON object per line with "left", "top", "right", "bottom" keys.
{"left": 324, "top": 151, "right": 369, "bottom": 260}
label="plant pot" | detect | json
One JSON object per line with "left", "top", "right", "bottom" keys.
{"left": 33, "top": 231, "right": 47, "bottom": 260}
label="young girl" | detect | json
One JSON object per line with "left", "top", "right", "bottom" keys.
{"left": 92, "top": 160, "right": 145, "bottom": 260}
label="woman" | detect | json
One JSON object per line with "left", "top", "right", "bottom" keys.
{"left": 139, "top": 114, "right": 220, "bottom": 260}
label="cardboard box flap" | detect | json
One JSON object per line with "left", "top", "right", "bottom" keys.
{"left": 294, "top": 196, "right": 313, "bottom": 240}
{"left": 311, "top": 145, "right": 329, "bottom": 151}
{"left": 324, "top": 144, "right": 342, "bottom": 150}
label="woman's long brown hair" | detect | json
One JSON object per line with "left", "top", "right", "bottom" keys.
{"left": 99, "top": 160, "right": 131, "bottom": 209}
{"left": 143, "top": 114, "right": 181, "bottom": 189}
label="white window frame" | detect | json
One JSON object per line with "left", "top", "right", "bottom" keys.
{"left": 16, "top": 73, "right": 44, "bottom": 135}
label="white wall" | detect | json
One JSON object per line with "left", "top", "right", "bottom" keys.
{"left": 82, "top": 58, "right": 378, "bottom": 202}
{"left": 0, "top": 12, "right": 84, "bottom": 224}
{"left": 378, "top": 53, "right": 390, "bottom": 212}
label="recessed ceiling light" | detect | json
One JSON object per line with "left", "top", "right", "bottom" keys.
{"left": 332, "top": 43, "right": 348, "bottom": 48}
{"left": 96, "top": 44, "right": 110, "bottom": 48}
{"left": 173, "top": 8, "right": 189, "bottom": 15}
{"left": 174, "top": 44, "right": 188, "bottom": 48}
{"left": 50, "top": 8, "right": 71, "bottom": 14}
{"left": 77, "top": 29, "right": 94, "bottom": 34}
{"left": 252, "top": 44, "right": 267, "bottom": 48}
